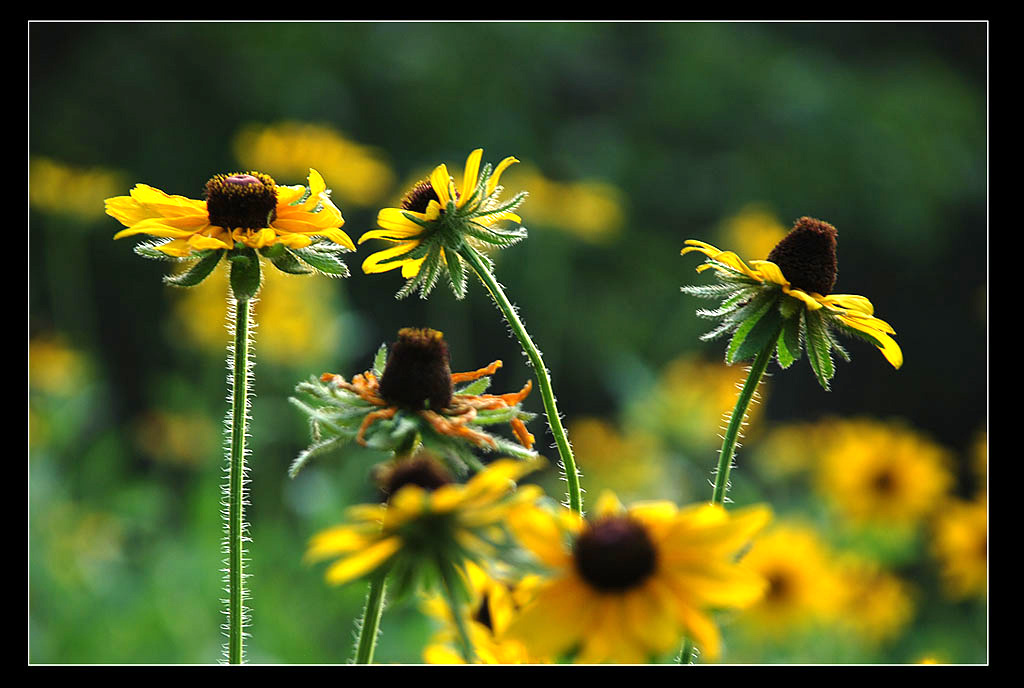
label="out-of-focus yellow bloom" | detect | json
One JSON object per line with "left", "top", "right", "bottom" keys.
{"left": 30, "top": 157, "right": 124, "bottom": 221}
{"left": 565, "top": 417, "right": 668, "bottom": 500}
{"left": 833, "top": 555, "right": 915, "bottom": 644}
{"left": 38, "top": 502, "right": 124, "bottom": 589}
{"left": 506, "top": 492, "right": 771, "bottom": 663}
{"left": 421, "top": 561, "right": 545, "bottom": 664}
{"left": 750, "top": 421, "right": 829, "bottom": 479}
{"left": 133, "top": 410, "right": 218, "bottom": 467}
{"left": 501, "top": 164, "right": 624, "bottom": 243}
{"left": 815, "top": 419, "right": 953, "bottom": 528}
{"left": 173, "top": 263, "right": 340, "bottom": 366}
{"left": 931, "top": 495, "right": 987, "bottom": 599}
{"left": 29, "top": 333, "right": 90, "bottom": 395}
{"left": 626, "top": 354, "right": 766, "bottom": 451}
{"left": 719, "top": 205, "right": 789, "bottom": 261}
{"left": 735, "top": 522, "right": 845, "bottom": 636}
{"left": 916, "top": 654, "right": 945, "bottom": 664}
{"left": 233, "top": 122, "right": 394, "bottom": 207}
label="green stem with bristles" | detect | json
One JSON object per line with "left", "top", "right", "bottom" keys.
{"left": 438, "top": 561, "right": 475, "bottom": 663}
{"left": 460, "top": 247, "right": 584, "bottom": 515}
{"left": 352, "top": 572, "right": 388, "bottom": 664}
{"left": 678, "top": 332, "right": 778, "bottom": 664}
{"left": 226, "top": 297, "right": 252, "bottom": 664}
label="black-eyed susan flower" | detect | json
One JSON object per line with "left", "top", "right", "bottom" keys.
{"left": 504, "top": 491, "right": 771, "bottom": 663}
{"left": 359, "top": 148, "right": 526, "bottom": 299}
{"left": 107, "top": 168, "right": 352, "bottom": 298}
{"left": 832, "top": 554, "right": 915, "bottom": 644}
{"left": 814, "top": 419, "right": 953, "bottom": 530}
{"left": 421, "top": 560, "right": 546, "bottom": 664}
{"left": 733, "top": 522, "right": 845, "bottom": 639}
{"left": 306, "top": 453, "right": 545, "bottom": 599}
{"left": 681, "top": 216, "right": 902, "bottom": 390}
{"left": 931, "top": 495, "right": 987, "bottom": 599}
{"left": 289, "top": 327, "right": 537, "bottom": 478}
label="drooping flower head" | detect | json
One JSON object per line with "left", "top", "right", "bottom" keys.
{"left": 505, "top": 491, "right": 771, "bottom": 663}
{"left": 306, "top": 454, "right": 545, "bottom": 598}
{"left": 359, "top": 149, "right": 527, "bottom": 299}
{"left": 288, "top": 328, "right": 537, "bottom": 478}
{"left": 106, "top": 169, "right": 353, "bottom": 297}
{"left": 681, "top": 217, "right": 902, "bottom": 389}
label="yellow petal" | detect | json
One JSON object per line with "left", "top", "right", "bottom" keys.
{"left": 458, "top": 149, "right": 483, "bottom": 208}
{"left": 593, "top": 490, "right": 625, "bottom": 518}
{"left": 486, "top": 156, "right": 520, "bottom": 197}
{"left": 836, "top": 314, "right": 903, "bottom": 369}
{"left": 749, "top": 260, "right": 789, "bottom": 287}
{"left": 430, "top": 163, "right": 452, "bottom": 206}
{"left": 324, "top": 536, "right": 402, "bottom": 585}
{"left": 361, "top": 242, "right": 420, "bottom": 274}
{"left": 820, "top": 293, "right": 875, "bottom": 315}
{"left": 783, "top": 287, "right": 824, "bottom": 311}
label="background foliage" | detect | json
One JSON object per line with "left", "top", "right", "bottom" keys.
{"left": 28, "top": 21, "right": 986, "bottom": 664}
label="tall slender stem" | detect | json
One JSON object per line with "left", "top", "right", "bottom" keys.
{"left": 678, "top": 333, "right": 777, "bottom": 664}
{"left": 226, "top": 297, "right": 252, "bottom": 664}
{"left": 352, "top": 572, "right": 388, "bottom": 664}
{"left": 711, "top": 336, "right": 776, "bottom": 505}
{"left": 460, "top": 247, "right": 584, "bottom": 514}
{"left": 438, "top": 562, "right": 475, "bottom": 663}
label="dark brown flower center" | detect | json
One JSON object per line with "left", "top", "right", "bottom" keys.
{"left": 573, "top": 516, "right": 657, "bottom": 592}
{"left": 766, "top": 216, "right": 838, "bottom": 296}
{"left": 401, "top": 179, "right": 441, "bottom": 214}
{"left": 870, "top": 468, "right": 898, "bottom": 496}
{"left": 764, "top": 570, "right": 793, "bottom": 603}
{"left": 473, "top": 593, "right": 494, "bottom": 631}
{"left": 204, "top": 171, "right": 278, "bottom": 231}
{"left": 376, "top": 453, "right": 454, "bottom": 500}
{"left": 378, "top": 327, "right": 453, "bottom": 411}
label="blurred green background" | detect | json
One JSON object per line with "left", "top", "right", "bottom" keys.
{"left": 28, "top": 22, "right": 987, "bottom": 664}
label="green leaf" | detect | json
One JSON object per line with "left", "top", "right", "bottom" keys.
{"left": 456, "top": 376, "right": 492, "bottom": 396}
{"left": 804, "top": 309, "right": 835, "bottom": 390}
{"left": 163, "top": 249, "right": 223, "bottom": 287}
{"left": 291, "top": 245, "right": 350, "bottom": 277}
{"left": 228, "top": 247, "right": 261, "bottom": 300}
{"left": 725, "top": 292, "right": 778, "bottom": 364}
{"left": 776, "top": 311, "right": 804, "bottom": 369}
{"left": 446, "top": 249, "right": 468, "bottom": 299}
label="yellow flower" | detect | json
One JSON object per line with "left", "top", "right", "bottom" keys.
{"left": 719, "top": 205, "right": 788, "bottom": 261}
{"left": 735, "top": 522, "right": 845, "bottom": 637}
{"left": 563, "top": 418, "right": 668, "bottom": 500}
{"left": 306, "top": 457, "right": 544, "bottom": 594}
{"left": 833, "top": 555, "right": 914, "bottom": 644}
{"left": 233, "top": 121, "right": 395, "bottom": 207}
{"left": 931, "top": 495, "right": 987, "bottom": 599}
{"left": 421, "top": 561, "right": 545, "bottom": 664}
{"left": 29, "top": 333, "right": 90, "bottom": 395}
{"left": 505, "top": 492, "right": 771, "bottom": 663}
{"left": 31, "top": 157, "right": 124, "bottom": 221}
{"left": 815, "top": 419, "right": 953, "bottom": 528}
{"left": 106, "top": 168, "right": 352, "bottom": 257}
{"left": 359, "top": 148, "right": 526, "bottom": 298}
{"left": 682, "top": 217, "right": 902, "bottom": 389}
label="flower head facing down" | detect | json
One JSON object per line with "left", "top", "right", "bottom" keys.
{"left": 106, "top": 168, "right": 352, "bottom": 297}
{"left": 681, "top": 216, "right": 902, "bottom": 389}
{"left": 288, "top": 328, "right": 537, "bottom": 478}
{"left": 306, "top": 455, "right": 545, "bottom": 598}
{"left": 359, "top": 149, "right": 528, "bottom": 299}
{"left": 505, "top": 492, "right": 771, "bottom": 663}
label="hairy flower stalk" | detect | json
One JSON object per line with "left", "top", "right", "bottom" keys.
{"left": 675, "top": 217, "right": 903, "bottom": 664}
{"left": 106, "top": 169, "right": 352, "bottom": 663}
{"left": 358, "top": 149, "right": 584, "bottom": 513}
{"left": 352, "top": 571, "right": 388, "bottom": 664}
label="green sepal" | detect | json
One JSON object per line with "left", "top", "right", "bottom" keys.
{"left": 134, "top": 240, "right": 182, "bottom": 261}
{"left": 456, "top": 376, "right": 492, "bottom": 396}
{"left": 163, "top": 249, "right": 224, "bottom": 287}
{"left": 372, "top": 343, "right": 389, "bottom": 377}
{"left": 291, "top": 245, "right": 350, "bottom": 278}
{"left": 262, "top": 246, "right": 314, "bottom": 275}
{"left": 804, "top": 309, "right": 835, "bottom": 390}
{"left": 228, "top": 246, "right": 261, "bottom": 300}
{"left": 446, "top": 249, "right": 468, "bottom": 299}
{"left": 725, "top": 293, "right": 778, "bottom": 364}
{"left": 778, "top": 294, "right": 804, "bottom": 320}
{"left": 776, "top": 310, "right": 805, "bottom": 369}
{"left": 732, "top": 304, "right": 783, "bottom": 363}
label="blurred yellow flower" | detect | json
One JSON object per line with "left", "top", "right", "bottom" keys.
{"left": 565, "top": 417, "right": 668, "bottom": 500}
{"left": 173, "top": 262, "right": 340, "bottom": 366}
{"left": 833, "top": 555, "right": 915, "bottom": 644}
{"left": 421, "top": 561, "right": 545, "bottom": 664}
{"left": 750, "top": 420, "right": 831, "bottom": 479}
{"left": 931, "top": 495, "right": 987, "bottom": 599}
{"left": 30, "top": 157, "right": 124, "bottom": 221}
{"left": 133, "top": 410, "right": 219, "bottom": 467}
{"left": 29, "top": 333, "right": 90, "bottom": 394}
{"left": 233, "top": 122, "right": 394, "bottom": 207}
{"left": 735, "top": 522, "right": 845, "bottom": 636}
{"left": 506, "top": 492, "right": 771, "bottom": 663}
{"left": 718, "top": 205, "right": 788, "bottom": 261}
{"left": 814, "top": 419, "right": 953, "bottom": 528}
{"left": 501, "top": 164, "right": 624, "bottom": 243}
{"left": 626, "top": 354, "right": 767, "bottom": 451}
